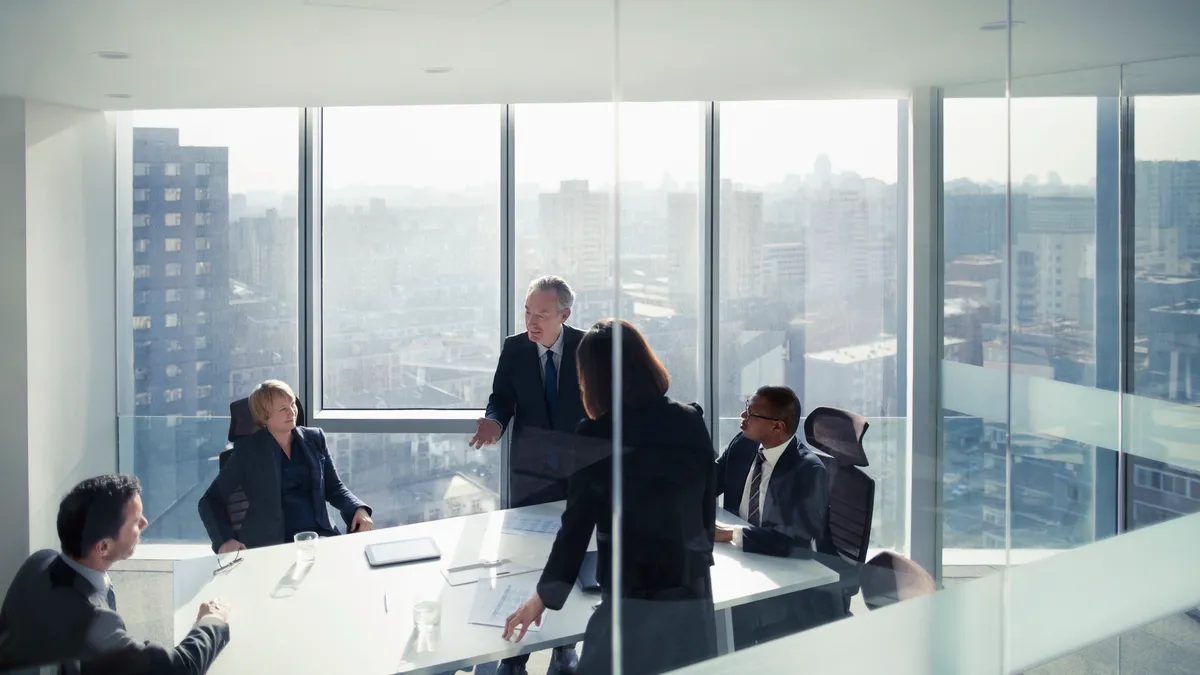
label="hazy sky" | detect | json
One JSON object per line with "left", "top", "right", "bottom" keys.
{"left": 132, "top": 96, "right": 1200, "bottom": 195}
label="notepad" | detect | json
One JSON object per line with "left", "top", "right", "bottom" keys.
{"left": 467, "top": 577, "right": 543, "bottom": 632}
{"left": 501, "top": 513, "right": 561, "bottom": 539}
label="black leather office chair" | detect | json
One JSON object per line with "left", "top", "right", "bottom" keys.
{"left": 860, "top": 551, "right": 937, "bottom": 611}
{"left": 803, "top": 406, "right": 875, "bottom": 611}
{"left": 214, "top": 396, "right": 307, "bottom": 540}
{"left": 217, "top": 396, "right": 308, "bottom": 468}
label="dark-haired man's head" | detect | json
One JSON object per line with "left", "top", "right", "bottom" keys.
{"left": 57, "top": 474, "right": 147, "bottom": 570}
{"left": 739, "top": 385, "right": 801, "bottom": 448}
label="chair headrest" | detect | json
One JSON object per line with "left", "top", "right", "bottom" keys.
{"left": 227, "top": 397, "right": 257, "bottom": 443}
{"left": 228, "top": 395, "right": 308, "bottom": 443}
{"left": 803, "top": 406, "right": 870, "bottom": 468}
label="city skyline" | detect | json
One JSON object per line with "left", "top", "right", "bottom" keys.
{"left": 132, "top": 99, "right": 1200, "bottom": 195}
{"left": 125, "top": 96, "right": 1200, "bottom": 554}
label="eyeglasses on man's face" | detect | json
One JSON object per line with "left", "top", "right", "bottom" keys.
{"left": 743, "top": 400, "right": 783, "bottom": 422}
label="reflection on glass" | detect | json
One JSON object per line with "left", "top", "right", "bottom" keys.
{"left": 942, "top": 97, "right": 1102, "bottom": 550}
{"left": 324, "top": 433, "right": 498, "bottom": 527}
{"left": 321, "top": 106, "right": 501, "bottom": 410}
{"left": 129, "top": 109, "right": 300, "bottom": 542}
{"left": 512, "top": 102, "right": 704, "bottom": 404}
{"left": 1129, "top": 95, "right": 1200, "bottom": 530}
{"left": 718, "top": 100, "right": 905, "bottom": 550}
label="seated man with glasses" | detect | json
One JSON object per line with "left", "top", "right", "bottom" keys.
{"left": 714, "top": 385, "right": 839, "bottom": 647}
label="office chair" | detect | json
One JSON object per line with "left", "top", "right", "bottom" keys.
{"left": 214, "top": 396, "right": 308, "bottom": 540}
{"left": 217, "top": 396, "right": 308, "bottom": 468}
{"left": 860, "top": 551, "right": 937, "bottom": 611}
{"left": 803, "top": 406, "right": 875, "bottom": 612}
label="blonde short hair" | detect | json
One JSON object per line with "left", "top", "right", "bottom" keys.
{"left": 248, "top": 380, "right": 296, "bottom": 427}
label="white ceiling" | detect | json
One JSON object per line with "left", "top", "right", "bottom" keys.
{"left": 0, "top": 0, "right": 1197, "bottom": 111}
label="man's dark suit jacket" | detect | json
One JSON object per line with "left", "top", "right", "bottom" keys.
{"left": 716, "top": 433, "right": 840, "bottom": 645}
{"left": 0, "top": 550, "right": 229, "bottom": 674}
{"left": 716, "top": 433, "right": 832, "bottom": 557}
{"left": 537, "top": 397, "right": 718, "bottom": 675}
{"left": 484, "top": 325, "right": 587, "bottom": 507}
{"left": 198, "top": 426, "right": 370, "bottom": 552}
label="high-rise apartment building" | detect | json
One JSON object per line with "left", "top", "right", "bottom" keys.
{"left": 132, "top": 128, "right": 231, "bottom": 534}
{"left": 719, "top": 179, "right": 763, "bottom": 301}
{"left": 538, "top": 180, "right": 613, "bottom": 295}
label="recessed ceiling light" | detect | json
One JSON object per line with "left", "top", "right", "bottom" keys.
{"left": 423, "top": 66, "right": 452, "bottom": 74}
{"left": 106, "top": 93, "right": 132, "bottom": 99}
{"left": 92, "top": 50, "right": 132, "bottom": 60}
{"left": 980, "top": 20, "right": 1024, "bottom": 31}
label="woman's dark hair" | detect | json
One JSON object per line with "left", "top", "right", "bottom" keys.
{"left": 576, "top": 319, "right": 670, "bottom": 419}
{"left": 57, "top": 474, "right": 141, "bottom": 558}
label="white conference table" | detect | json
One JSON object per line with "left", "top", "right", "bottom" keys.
{"left": 173, "top": 503, "right": 838, "bottom": 675}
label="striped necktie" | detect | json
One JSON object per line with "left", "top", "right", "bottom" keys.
{"left": 747, "top": 449, "right": 766, "bottom": 526}
{"left": 105, "top": 586, "right": 117, "bottom": 612}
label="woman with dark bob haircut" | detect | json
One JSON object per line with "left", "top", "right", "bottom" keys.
{"left": 502, "top": 319, "right": 718, "bottom": 675}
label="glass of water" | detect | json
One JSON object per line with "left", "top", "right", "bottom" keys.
{"left": 412, "top": 588, "right": 442, "bottom": 629}
{"left": 294, "top": 531, "right": 318, "bottom": 564}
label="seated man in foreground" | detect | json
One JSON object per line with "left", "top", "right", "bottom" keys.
{"left": 0, "top": 474, "right": 230, "bottom": 674}
{"left": 715, "top": 385, "right": 840, "bottom": 647}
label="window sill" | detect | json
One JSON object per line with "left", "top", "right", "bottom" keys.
{"left": 311, "top": 408, "right": 483, "bottom": 434}
{"left": 113, "top": 543, "right": 214, "bottom": 572}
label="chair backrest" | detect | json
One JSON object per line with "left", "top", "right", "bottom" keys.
{"left": 803, "top": 406, "right": 870, "bottom": 468}
{"left": 226, "top": 395, "right": 307, "bottom": 443}
{"left": 219, "top": 393, "right": 307, "bottom": 536}
{"left": 823, "top": 463, "right": 875, "bottom": 565}
{"left": 804, "top": 406, "right": 875, "bottom": 566}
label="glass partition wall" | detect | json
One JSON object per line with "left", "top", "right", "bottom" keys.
{"left": 112, "top": 0, "right": 1200, "bottom": 672}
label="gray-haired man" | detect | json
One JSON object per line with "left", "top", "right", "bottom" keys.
{"left": 471, "top": 275, "right": 583, "bottom": 675}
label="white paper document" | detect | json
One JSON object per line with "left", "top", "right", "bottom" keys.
{"left": 467, "top": 577, "right": 542, "bottom": 631}
{"left": 501, "top": 513, "right": 561, "bottom": 539}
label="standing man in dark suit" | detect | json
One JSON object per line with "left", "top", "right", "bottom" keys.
{"left": 471, "top": 275, "right": 583, "bottom": 675}
{"left": 0, "top": 474, "right": 230, "bottom": 674}
{"left": 714, "top": 385, "right": 840, "bottom": 647}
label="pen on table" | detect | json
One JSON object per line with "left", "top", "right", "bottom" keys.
{"left": 448, "top": 558, "right": 510, "bottom": 573}
{"left": 383, "top": 593, "right": 389, "bottom": 614}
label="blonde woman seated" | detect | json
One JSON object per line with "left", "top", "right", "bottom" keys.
{"left": 198, "top": 380, "right": 373, "bottom": 554}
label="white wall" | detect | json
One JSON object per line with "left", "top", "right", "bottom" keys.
{"left": 0, "top": 98, "right": 117, "bottom": 587}
{"left": 24, "top": 101, "right": 118, "bottom": 553}
{"left": 0, "top": 98, "right": 32, "bottom": 592}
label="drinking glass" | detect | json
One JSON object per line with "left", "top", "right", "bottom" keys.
{"left": 294, "top": 531, "right": 317, "bottom": 564}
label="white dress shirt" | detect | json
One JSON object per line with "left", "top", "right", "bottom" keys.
{"left": 536, "top": 327, "right": 565, "bottom": 386}
{"left": 738, "top": 437, "right": 793, "bottom": 522}
{"left": 58, "top": 551, "right": 112, "bottom": 596}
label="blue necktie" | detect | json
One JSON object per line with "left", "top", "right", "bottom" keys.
{"left": 544, "top": 351, "right": 558, "bottom": 418}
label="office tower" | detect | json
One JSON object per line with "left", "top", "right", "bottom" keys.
{"left": 1126, "top": 456, "right": 1200, "bottom": 528}
{"left": 944, "top": 191, "right": 1007, "bottom": 260}
{"left": 805, "top": 186, "right": 882, "bottom": 348}
{"left": 538, "top": 180, "right": 613, "bottom": 296}
{"left": 719, "top": 179, "right": 763, "bottom": 301}
{"left": 132, "top": 128, "right": 231, "bottom": 537}
{"left": 666, "top": 191, "right": 700, "bottom": 316}
{"left": 763, "top": 241, "right": 806, "bottom": 299}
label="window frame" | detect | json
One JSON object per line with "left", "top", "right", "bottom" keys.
{"left": 112, "top": 101, "right": 921, "bottom": 551}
